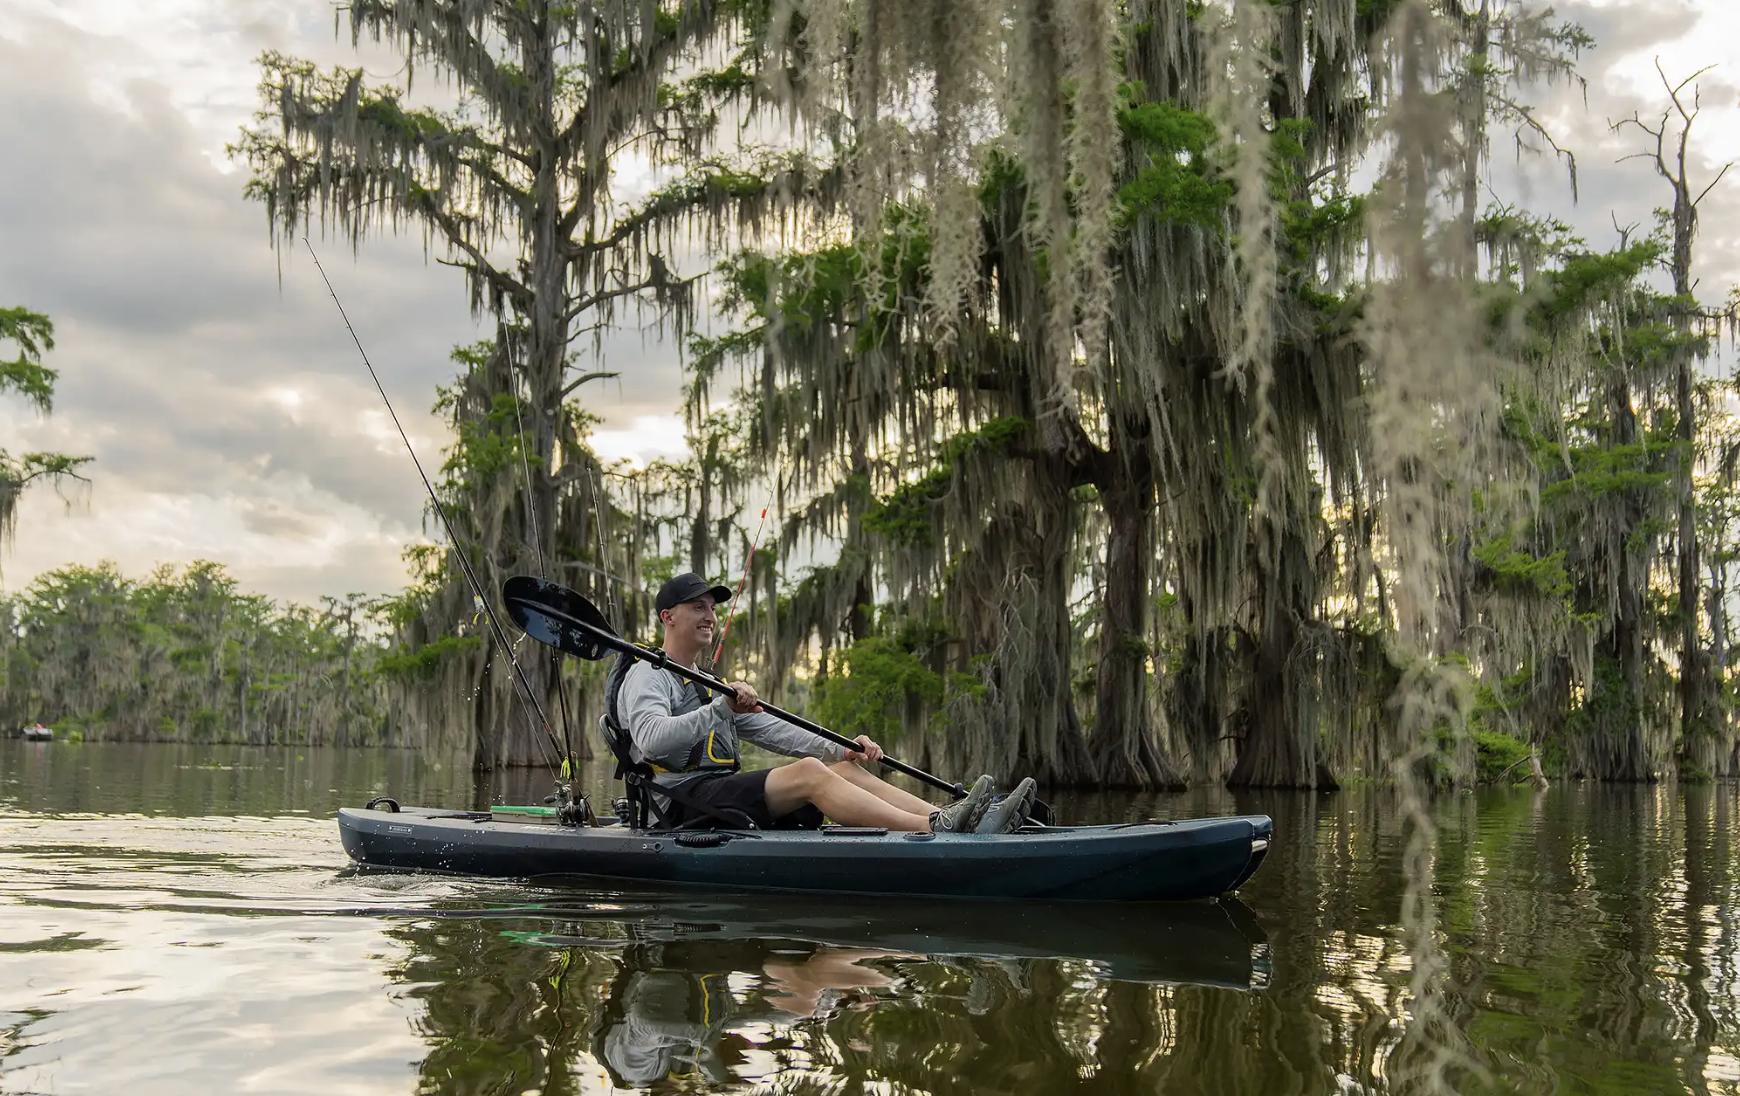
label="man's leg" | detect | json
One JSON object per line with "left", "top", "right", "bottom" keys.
{"left": 828, "top": 760, "right": 938, "bottom": 816}
{"left": 764, "top": 757, "right": 931, "bottom": 831}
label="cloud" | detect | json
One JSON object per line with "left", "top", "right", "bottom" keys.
{"left": 1, "top": 0, "right": 1735, "bottom": 609}
{"left": 0, "top": 7, "right": 698, "bottom": 605}
{"left": 1484, "top": 1, "right": 1740, "bottom": 294}
{"left": 591, "top": 414, "right": 693, "bottom": 466}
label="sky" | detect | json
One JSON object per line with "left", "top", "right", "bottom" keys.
{"left": 0, "top": 0, "right": 1737, "bottom": 607}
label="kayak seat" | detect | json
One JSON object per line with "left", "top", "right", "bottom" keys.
{"left": 603, "top": 652, "right": 759, "bottom": 832}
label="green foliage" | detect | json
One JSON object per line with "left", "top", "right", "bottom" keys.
{"left": 811, "top": 637, "right": 943, "bottom": 742}
{"left": 0, "top": 452, "right": 93, "bottom": 491}
{"left": 0, "top": 562, "right": 391, "bottom": 745}
{"left": 439, "top": 388, "right": 532, "bottom": 484}
{"left": 1473, "top": 537, "right": 1571, "bottom": 599}
{"left": 1528, "top": 243, "right": 1658, "bottom": 331}
{"left": 1356, "top": 0, "right": 1407, "bottom": 20}
{"left": 1116, "top": 97, "right": 1230, "bottom": 229}
{"left": 0, "top": 306, "right": 92, "bottom": 552}
{"left": 374, "top": 634, "right": 484, "bottom": 682}
{"left": 1567, "top": 658, "right": 1640, "bottom": 749}
{"left": 1472, "top": 729, "right": 1533, "bottom": 784}
{"left": 722, "top": 211, "right": 933, "bottom": 350}
{"left": 661, "top": 62, "right": 754, "bottom": 112}
{"left": 865, "top": 418, "right": 1029, "bottom": 547}
{"left": 651, "top": 164, "right": 773, "bottom": 204}
{"left": 354, "top": 92, "right": 454, "bottom": 143}
{"left": 1539, "top": 441, "right": 1672, "bottom": 508}
{"left": 0, "top": 306, "right": 57, "bottom": 413}
{"left": 1281, "top": 193, "right": 1365, "bottom": 265}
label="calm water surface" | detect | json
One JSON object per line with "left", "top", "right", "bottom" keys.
{"left": 2, "top": 741, "right": 1737, "bottom": 1094}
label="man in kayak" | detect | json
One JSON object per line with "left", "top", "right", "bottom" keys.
{"left": 613, "top": 572, "right": 1038, "bottom": 833}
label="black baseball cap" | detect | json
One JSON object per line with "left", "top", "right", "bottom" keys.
{"left": 655, "top": 572, "right": 733, "bottom": 613}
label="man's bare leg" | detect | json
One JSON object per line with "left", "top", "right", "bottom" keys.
{"left": 764, "top": 757, "right": 931, "bottom": 831}
{"left": 829, "top": 760, "right": 937, "bottom": 816}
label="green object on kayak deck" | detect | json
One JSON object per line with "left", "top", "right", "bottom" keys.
{"left": 489, "top": 805, "right": 559, "bottom": 824}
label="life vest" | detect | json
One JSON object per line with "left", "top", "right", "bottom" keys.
{"left": 603, "top": 654, "right": 741, "bottom": 776}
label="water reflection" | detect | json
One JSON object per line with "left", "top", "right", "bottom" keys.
{"left": 4, "top": 743, "right": 1740, "bottom": 1094}
{"left": 382, "top": 893, "right": 1269, "bottom": 1092}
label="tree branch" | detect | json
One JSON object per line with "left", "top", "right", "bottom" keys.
{"left": 560, "top": 369, "right": 620, "bottom": 398}
{"left": 1694, "top": 161, "right": 1733, "bottom": 208}
{"left": 561, "top": 263, "right": 701, "bottom": 325}
{"left": 415, "top": 192, "right": 532, "bottom": 306}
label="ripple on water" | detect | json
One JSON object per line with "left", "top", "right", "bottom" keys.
{"left": 3, "top": 746, "right": 1739, "bottom": 1095}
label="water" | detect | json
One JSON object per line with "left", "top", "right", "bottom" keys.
{"left": 2, "top": 741, "right": 1736, "bottom": 1094}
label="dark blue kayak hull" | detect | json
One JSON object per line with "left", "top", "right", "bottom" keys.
{"left": 337, "top": 807, "right": 1272, "bottom": 902}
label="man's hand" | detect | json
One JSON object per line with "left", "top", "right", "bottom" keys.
{"left": 845, "top": 734, "right": 885, "bottom": 764}
{"left": 724, "top": 680, "right": 763, "bottom": 715}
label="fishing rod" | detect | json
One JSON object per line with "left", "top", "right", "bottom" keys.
{"left": 506, "top": 347, "right": 580, "bottom": 784}
{"left": 303, "top": 239, "right": 565, "bottom": 772}
{"left": 710, "top": 505, "right": 768, "bottom": 669}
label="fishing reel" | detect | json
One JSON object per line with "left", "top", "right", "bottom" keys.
{"left": 546, "top": 781, "right": 595, "bottom": 827}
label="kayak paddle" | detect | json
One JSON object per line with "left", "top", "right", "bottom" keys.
{"left": 502, "top": 576, "right": 970, "bottom": 800}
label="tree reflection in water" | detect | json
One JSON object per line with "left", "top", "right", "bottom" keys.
{"left": 380, "top": 896, "right": 1270, "bottom": 1093}
{"left": 8, "top": 745, "right": 1738, "bottom": 1093}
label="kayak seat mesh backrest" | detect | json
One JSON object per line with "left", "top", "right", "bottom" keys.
{"left": 602, "top": 653, "right": 657, "bottom": 827}
{"left": 600, "top": 652, "right": 758, "bottom": 832}
{"left": 601, "top": 652, "right": 637, "bottom": 770}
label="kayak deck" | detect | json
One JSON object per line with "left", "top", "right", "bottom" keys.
{"left": 338, "top": 806, "right": 1272, "bottom": 902}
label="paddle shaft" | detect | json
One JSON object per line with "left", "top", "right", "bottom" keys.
{"left": 653, "top": 655, "right": 967, "bottom": 798}
{"left": 507, "top": 592, "right": 966, "bottom": 798}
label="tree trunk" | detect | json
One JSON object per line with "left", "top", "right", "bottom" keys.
{"left": 1093, "top": 473, "right": 1185, "bottom": 788}
{"left": 491, "top": 16, "right": 569, "bottom": 769}
{"left": 1604, "top": 377, "right": 1656, "bottom": 782}
{"left": 1671, "top": 173, "right": 1706, "bottom": 772}
{"left": 1021, "top": 511, "right": 1096, "bottom": 784}
{"left": 1228, "top": 508, "right": 1337, "bottom": 789}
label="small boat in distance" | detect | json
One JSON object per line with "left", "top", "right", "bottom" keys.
{"left": 20, "top": 722, "right": 53, "bottom": 742}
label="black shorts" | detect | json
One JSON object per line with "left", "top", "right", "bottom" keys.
{"left": 662, "top": 769, "right": 824, "bottom": 830}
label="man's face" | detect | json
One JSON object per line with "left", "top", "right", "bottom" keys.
{"left": 661, "top": 595, "right": 718, "bottom": 647}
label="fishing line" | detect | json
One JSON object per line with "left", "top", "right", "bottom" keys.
{"left": 303, "top": 239, "right": 564, "bottom": 772}
{"left": 587, "top": 462, "right": 620, "bottom": 624}
{"left": 507, "top": 354, "right": 578, "bottom": 779}
{"left": 508, "top": 363, "right": 547, "bottom": 574}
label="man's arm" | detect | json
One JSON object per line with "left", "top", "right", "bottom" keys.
{"left": 621, "top": 664, "right": 735, "bottom": 765}
{"left": 735, "top": 709, "right": 849, "bottom": 762}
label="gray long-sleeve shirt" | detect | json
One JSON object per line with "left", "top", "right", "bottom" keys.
{"left": 615, "top": 659, "right": 847, "bottom": 787}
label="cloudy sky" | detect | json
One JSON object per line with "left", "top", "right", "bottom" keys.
{"left": 0, "top": 0, "right": 1737, "bottom": 607}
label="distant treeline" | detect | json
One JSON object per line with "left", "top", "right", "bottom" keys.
{"left": 0, "top": 562, "right": 401, "bottom": 747}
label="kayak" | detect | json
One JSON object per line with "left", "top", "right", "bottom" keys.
{"left": 497, "top": 896, "right": 1270, "bottom": 988}
{"left": 337, "top": 806, "right": 1273, "bottom": 902}
{"left": 505, "top": 890, "right": 1273, "bottom": 988}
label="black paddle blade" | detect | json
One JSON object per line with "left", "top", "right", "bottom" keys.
{"left": 503, "top": 576, "right": 619, "bottom": 661}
